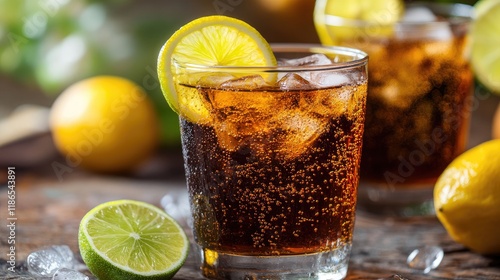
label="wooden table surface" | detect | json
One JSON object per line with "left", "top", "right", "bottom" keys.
{"left": 1, "top": 87, "right": 500, "bottom": 279}
{"left": 1, "top": 167, "right": 500, "bottom": 280}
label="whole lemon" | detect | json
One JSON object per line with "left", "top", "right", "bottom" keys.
{"left": 50, "top": 76, "right": 159, "bottom": 173}
{"left": 434, "top": 139, "right": 500, "bottom": 255}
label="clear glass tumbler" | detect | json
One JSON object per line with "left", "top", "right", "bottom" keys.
{"left": 314, "top": 1, "right": 474, "bottom": 217}
{"left": 174, "top": 44, "right": 368, "bottom": 279}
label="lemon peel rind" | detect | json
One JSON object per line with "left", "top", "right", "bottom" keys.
{"left": 434, "top": 139, "right": 500, "bottom": 255}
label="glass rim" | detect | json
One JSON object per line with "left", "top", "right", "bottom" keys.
{"left": 319, "top": 2, "right": 473, "bottom": 28}
{"left": 172, "top": 44, "right": 368, "bottom": 73}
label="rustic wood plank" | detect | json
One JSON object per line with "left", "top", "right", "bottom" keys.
{"left": 1, "top": 171, "right": 500, "bottom": 279}
{"left": 1, "top": 89, "right": 500, "bottom": 278}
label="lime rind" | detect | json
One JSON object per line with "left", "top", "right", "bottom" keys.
{"left": 79, "top": 200, "right": 189, "bottom": 280}
{"left": 157, "top": 15, "right": 277, "bottom": 124}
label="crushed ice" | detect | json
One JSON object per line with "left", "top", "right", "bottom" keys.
{"left": 26, "top": 245, "right": 90, "bottom": 278}
{"left": 406, "top": 245, "right": 444, "bottom": 273}
{"left": 52, "top": 268, "right": 89, "bottom": 280}
{"left": 161, "top": 189, "right": 192, "bottom": 229}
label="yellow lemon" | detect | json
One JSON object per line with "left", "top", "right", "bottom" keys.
{"left": 314, "top": 0, "right": 404, "bottom": 45}
{"left": 50, "top": 76, "right": 159, "bottom": 173}
{"left": 471, "top": 0, "right": 500, "bottom": 94}
{"left": 434, "top": 139, "right": 500, "bottom": 255}
{"left": 157, "top": 15, "right": 276, "bottom": 124}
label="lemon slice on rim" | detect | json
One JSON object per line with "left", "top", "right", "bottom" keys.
{"left": 314, "top": 0, "right": 404, "bottom": 45}
{"left": 157, "top": 15, "right": 277, "bottom": 123}
{"left": 471, "top": 0, "right": 500, "bottom": 94}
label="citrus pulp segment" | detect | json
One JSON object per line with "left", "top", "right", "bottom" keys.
{"left": 157, "top": 15, "right": 277, "bottom": 123}
{"left": 78, "top": 200, "right": 189, "bottom": 280}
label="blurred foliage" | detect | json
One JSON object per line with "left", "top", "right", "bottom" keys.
{"left": 0, "top": 0, "right": 481, "bottom": 146}
{"left": 0, "top": 0, "right": 183, "bottom": 145}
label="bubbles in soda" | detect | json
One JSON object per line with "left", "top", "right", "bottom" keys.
{"left": 179, "top": 56, "right": 367, "bottom": 255}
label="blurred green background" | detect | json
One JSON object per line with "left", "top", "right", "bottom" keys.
{"left": 0, "top": 0, "right": 481, "bottom": 147}
{"left": 0, "top": 0, "right": 323, "bottom": 146}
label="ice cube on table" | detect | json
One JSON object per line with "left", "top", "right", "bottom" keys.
{"left": 52, "top": 268, "right": 90, "bottom": 280}
{"left": 407, "top": 245, "right": 444, "bottom": 274}
{"left": 397, "top": 6, "right": 452, "bottom": 40}
{"left": 161, "top": 190, "right": 191, "bottom": 227}
{"left": 27, "top": 245, "right": 78, "bottom": 277}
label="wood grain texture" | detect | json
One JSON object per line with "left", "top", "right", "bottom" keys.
{"left": 1, "top": 171, "right": 500, "bottom": 279}
{"left": 1, "top": 87, "right": 499, "bottom": 278}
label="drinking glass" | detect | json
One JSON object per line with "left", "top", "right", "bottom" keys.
{"left": 174, "top": 44, "right": 367, "bottom": 279}
{"left": 314, "top": 1, "right": 474, "bottom": 216}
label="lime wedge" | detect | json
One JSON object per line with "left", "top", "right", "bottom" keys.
{"left": 314, "top": 0, "right": 404, "bottom": 44}
{"left": 78, "top": 200, "right": 189, "bottom": 280}
{"left": 471, "top": 0, "right": 500, "bottom": 94}
{"left": 157, "top": 15, "right": 276, "bottom": 123}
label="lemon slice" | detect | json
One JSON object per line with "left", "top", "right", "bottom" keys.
{"left": 79, "top": 200, "right": 189, "bottom": 280}
{"left": 157, "top": 15, "right": 276, "bottom": 123}
{"left": 314, "top": 0, "right": 404, "bottom": 45}
{"left": 471, "top": 0, "right": 500, "bottom": 94}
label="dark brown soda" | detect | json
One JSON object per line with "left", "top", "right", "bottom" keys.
{"left": 180, "top": 83, "right": 366, "bottom": 256}
{"left": 357, "top": 36, "right": 473, "bottom": 188}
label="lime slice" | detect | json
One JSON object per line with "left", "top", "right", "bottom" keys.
{"left": 78, "top": 200, "right": 189, "bottom": 280}
{"left": 157, "top": 15, "right": 276, "bottom": 123}
{"left": 314, "top": 0, "right": 404, "bottom": 44}
{"left": 471, "top": 0, "right": 500, "bottom": 94}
